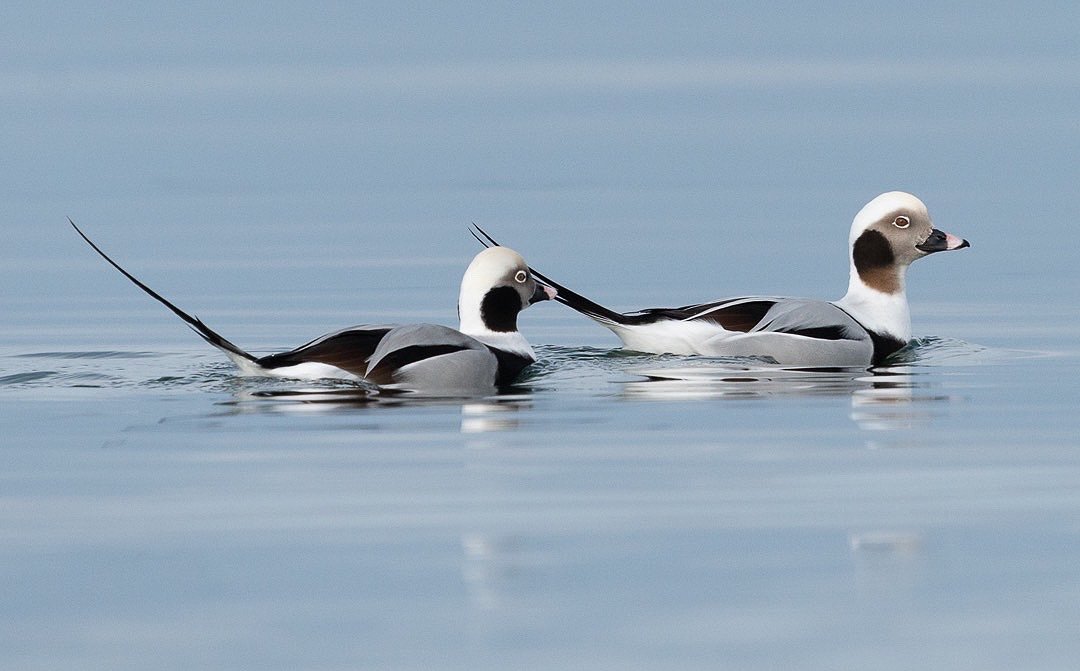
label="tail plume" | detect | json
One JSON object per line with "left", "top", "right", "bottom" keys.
{"left": 69, "top": 219, "right": 257, "bottom": 363}
{"left": 468, "top": 223, "right": 627, "bottom": 326}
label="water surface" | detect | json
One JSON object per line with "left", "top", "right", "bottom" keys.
{"left": 4, "top": 307, "right": 1078, "bottom": 670}
{"left": 3, "top": 3, "right": 1080, "bottom": 670}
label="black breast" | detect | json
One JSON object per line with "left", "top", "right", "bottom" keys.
{"left": 486, "top": 346, "right": 535, "bottom": 387}
{"left": 868, "top": 331, "right": 909, "bottom": 365}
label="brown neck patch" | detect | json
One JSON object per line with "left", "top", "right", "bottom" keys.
{"left": 858, "top": 265, "right": 902, "bottom": 294}
{"left": 852, "top": 229, "right": 902, "bottom": 294}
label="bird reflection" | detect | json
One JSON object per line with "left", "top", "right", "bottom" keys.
{"left": 219, "top": 383, "right": 531, "bottom": 433}
{"left": 622, "top": 362, "right": 872, "bottom": 400}
{"left": 620, "top": 360, "right": 948, "bottom": 433}
{"left": 211, "top": 342, "right": 968, "bottom": 437}
{"left": 461, "top": 399, "right": 529, "bottom": 433}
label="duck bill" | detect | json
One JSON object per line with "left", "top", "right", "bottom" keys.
{"left": 529, "top": 283, "right": 558, "bottom": 304}
{"left": 916, "top": 228, "right": 970, "bottom": 254}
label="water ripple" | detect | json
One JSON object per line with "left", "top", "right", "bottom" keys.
{"left": 888, "top": 336, "right": 993, "bottom": 365}
{"left": 15, "top": 350, "right": 157, "bottom": 360}
{"left": 0, "top": 336, "right": 1006, "bottom": 407}
{"left": 0, "top": 371, "right": 58, "bottom": 385}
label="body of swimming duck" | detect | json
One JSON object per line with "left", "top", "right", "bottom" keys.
{"left": 72, "top": 221, "right": 554, "bottom": 394}
{"left": 474, "top": 192, "right": 968, "bottom": 367}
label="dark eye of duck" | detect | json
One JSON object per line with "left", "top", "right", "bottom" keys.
{"left": 514, "top": 270, "right": 527, "bottom": 283}
{"left": 892, "top": 215, "right": 910, "bottom": 229}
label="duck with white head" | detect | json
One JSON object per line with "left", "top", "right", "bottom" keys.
{"left": 473, "top": 192, "right": 969, "bottom": 367}
{"left": 71, "top": 221, "right": 555, "bottom": 395}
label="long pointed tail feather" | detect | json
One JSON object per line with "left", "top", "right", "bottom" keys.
{"left": 467, "top": 222, "right": 628, "bottom": 326}
{"left": 468, "top": 223, "right": 492, "bottom": 248}
{"left": 522, "top": 267, "right": 627, "bottom": 326}
{"left": 69, "top": 219, "right": 257, "bottom": 363}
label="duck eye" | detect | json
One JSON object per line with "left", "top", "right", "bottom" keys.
{"left": 514, "top": 270, "right": 528, "bottom": 283}
{"left": 893, "top": 216, "right": 910, "bottom": 229}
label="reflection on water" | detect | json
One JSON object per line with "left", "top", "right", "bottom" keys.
{"left": 619, "top": 361, "right": 968, "bottom": 445}
{"left": 2, "top": 337, "right": 987, "bottom": 438}
{"left": 620, "top": 359, "right": 962, "bottom": 428}
{"left": 849, "top": 373, "right": 951, "bottom": 434}
{"left": 584, "top": 336, "right": 984, "bottom": 435}
{"left": 461, "top": 400, "right": 531, "bottom": 434}
{"left": 623, "top": 363, "right": 876, "bottom": 400}
{"left": 224, "top": 387, "right": 535, "bottom": 433}
{"left": 4, "top": 334, "right": 1078, "bottom": 671}
{"left": 624, "top": 362, "right": 935, "bottom": 432}
{"left": 848, "top": 531, "right": 922, "bottom": 553}
{"left": 461, "top": 533, "right": 531, "bottom": 612}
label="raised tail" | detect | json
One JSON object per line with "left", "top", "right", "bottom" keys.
{"left": 70, "top": 219, "right": 258, "bottom": 365}
{"left": 468, "top": 223, "right": 628, "bottom": 326}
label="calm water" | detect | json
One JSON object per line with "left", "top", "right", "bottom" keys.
{"left": 4, "top": 3, "right": 1080, "bottom": 670}
{"left": 4, "top": 278, "right": 1079, "bottom": 670}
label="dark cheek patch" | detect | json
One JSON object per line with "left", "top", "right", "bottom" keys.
{"left": 852, "top": 229, "right": 900, "bottom": 294}
{"left": 480, "top": 286, "right": 524, "bottom": 332}
{"left": 852, "top": 229, "right": 894, "bottom": 270}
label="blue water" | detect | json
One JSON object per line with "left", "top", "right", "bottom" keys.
{"left": 4, "top": 3, "right": 1080, "bottom": 670}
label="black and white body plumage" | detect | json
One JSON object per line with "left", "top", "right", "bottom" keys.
{"left": 475, "top": 192, "right": 969, "bottom": 367}
{"left": 71, "top": 221, "right": 555, "bottom": 394}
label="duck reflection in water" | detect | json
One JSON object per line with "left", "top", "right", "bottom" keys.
{"left": 620, "top": 359, "right": 953, "bottom": 434}
{"left": 222, "top": 384, "right": 532, "bottom": 433}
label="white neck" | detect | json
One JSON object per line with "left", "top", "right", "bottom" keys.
{"left": 458, "top": 290, "right": 487, "bottom": 336}
{"left": 835, "top": 265, "right": 912, "bottom": 342}
{"left": 465, "top": 328, "right": 537, "bottom": 359}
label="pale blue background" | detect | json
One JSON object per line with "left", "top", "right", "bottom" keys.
{"left": 3, "top": 3, "right": 1080, "bottom": 670}
{"left": 6, "top": 2, "right": 1077, "bottom": 316}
